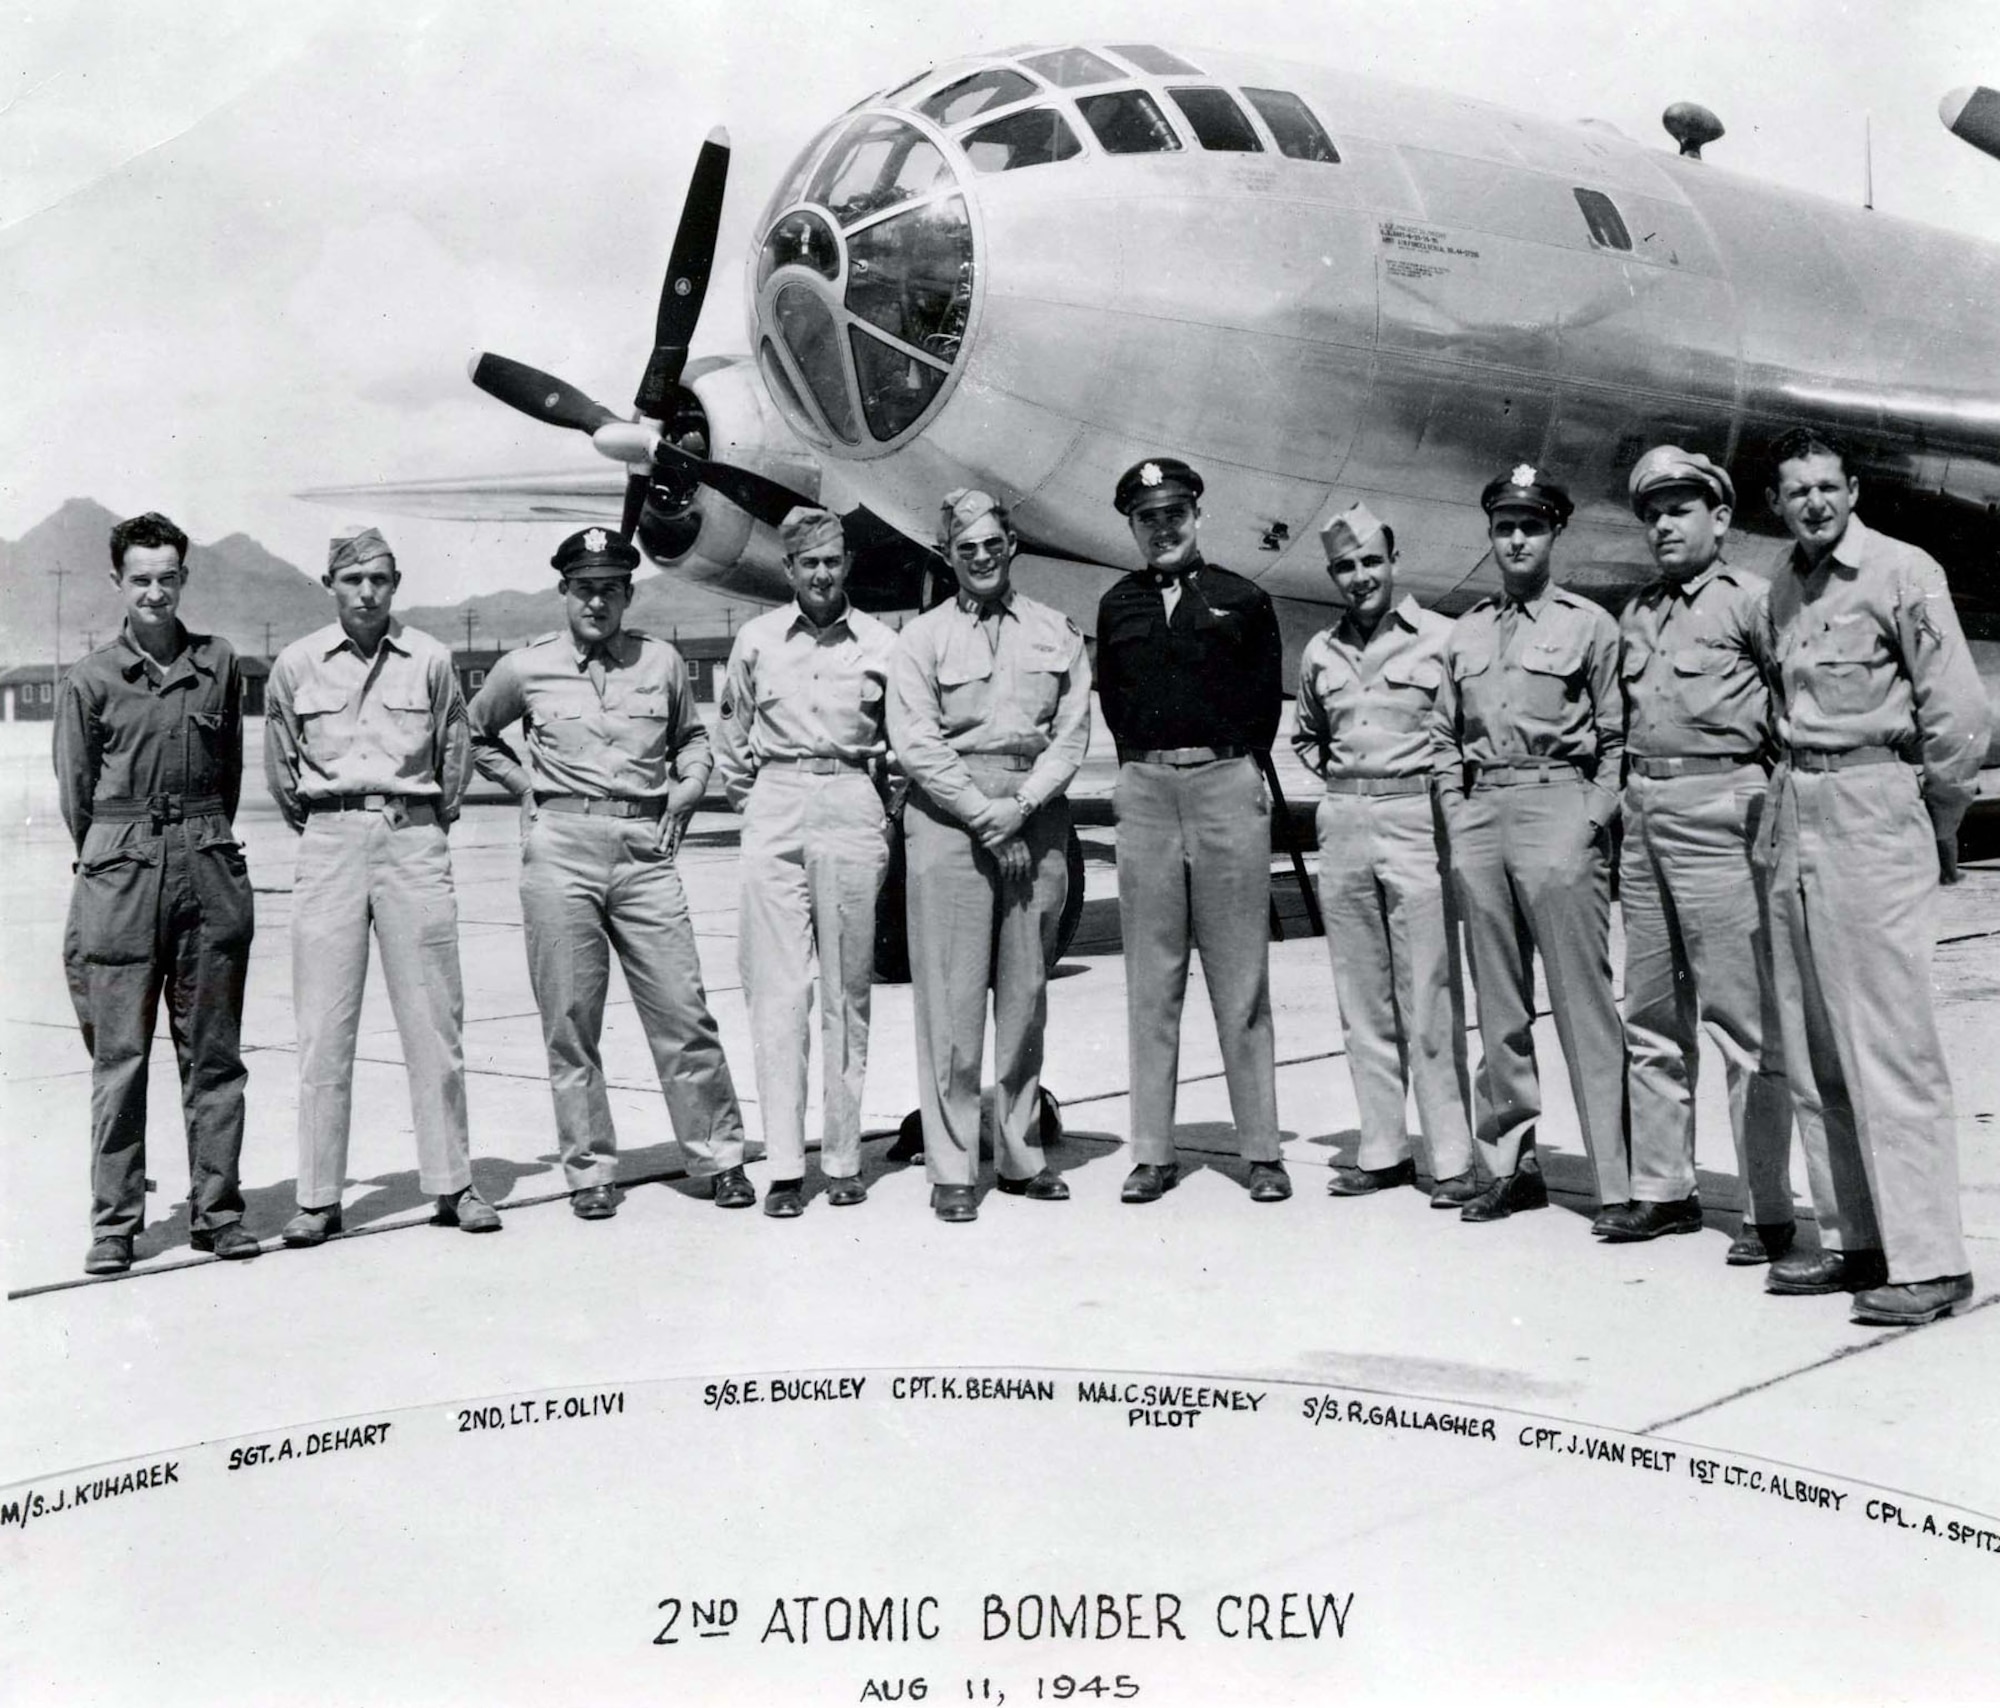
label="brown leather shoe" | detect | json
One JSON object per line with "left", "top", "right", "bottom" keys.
{"left": 825, "top": 1176, "right": 868, "bottom": 1208}
{"left": 84, "top": 1236, "right": 133, "bottom": 1276}
{"left": 1725, "top": 1221, "right": 1796, "bottom": 1267}
{"left": 1428, "top": 1172, "right": 1484, "bottom": 1209}
{"left": 1327, "top": 1158, "right": 1416, "bottom": 1197}
{"left": 571, "top": 1185, "right": 618, "bottom": 1221}
{"left": 1850, "top": 1274, "right": 1974, "bottom": 1326}
{"left": 1460, "top": 1166, "right": 1548, "bottom": 1223}
{"left": 710, "top": 1165, "right": 756, "bottom": 1210}
{"left": 931, "top": 1184, "right": 977, "bottom": 1223}
{"left": 1765, "top": 1247, "right": 1887, "bottom": 1296}
{"left": 1121, "top": 1162, "right": 1180, "bottom": 1204}
{"left": 436, "top": 1188, "right": 501, "bottom": 1233}
{"left": 192, "top": 1223, "right": 261, "bottom": 1260}
{"left": 282, "top": 1205, "right": 343, "bottom": 1248}
{"left": 997, "top": 1168, "right": 1069, "bottom": 1201}
{"left": 1248, "top": 1162, "right": 1293, "bottom": 1203}
{"left": 1597, "top": 1196, "right": 1703, "bottom": 1243}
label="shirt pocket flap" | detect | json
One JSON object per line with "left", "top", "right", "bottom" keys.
{"left": 1817, "top": 616, "right": 1879, "bottom": 664}
{"left": 1451, "top": 643, "right": 1495, "bottom": 679}
{"left": 1669, "top": 646, "right": 1728, "bottom": 677}
{"left": 1519, "top": 635, "right": 1585, "bottom": 678}
{"left": 615, "top": 688, "right": 672, "bottom": 721}
{"left": 1619, "top": 640, "right": 1652, "bottom": 679}
{"left": 292, "top": 685, "right": 351, "bottom": 717}
{"left": 935, "top": 657, "right": 994, "bottom": 688}
{"left": 1380, "top": 657, "right": 1442, "bottom": 694}
{"left": 379, "top": 683, "right": 434, "bottom": 714}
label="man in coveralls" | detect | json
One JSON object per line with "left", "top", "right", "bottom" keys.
{"left": 264, "top": 525, "right": 500, "bottom": 1246}
{"left": 1759, "top": 428, "right": 1989, "bottom": 1323}
{"left": 1607, "top": 449, "right": 1794, "bottom": 1259}
{"left": 58, "top": 512, "right": 259, "bottom": 1274}
{"left": 1430, "top": 467, "right": 1629, "bottom": 1226}
{"left": 887, "top": 490, "right": 1090, "bottom": 1224}
{"left": 714, "top": 507, "right": 898, "bottom": 1218}
{"left": 467, "top": 526, "right": 752, "bottom": 1220}
{"left": 1096, "top": 458, "right": 1288, "bottom": 1206}
{"left": 1293, "top": 501, "right": 1478, "bottom": 1207}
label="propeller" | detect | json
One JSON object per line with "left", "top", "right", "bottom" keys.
{"left": 467, "top": 125, "right": 815, "bottom": 551}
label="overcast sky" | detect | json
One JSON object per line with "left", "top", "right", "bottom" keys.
{"left": 4, "top": 0, "right": 1996, "bottom": 602}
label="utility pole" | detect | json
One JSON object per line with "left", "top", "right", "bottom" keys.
{"left": 463, "top": 607, "right": 477, "bottom": 655}
{"left": 52, "top": 557, "right": 72, "bottom": 677}
{"left": 264, "top": 620, "right": 274, "bottom": 661}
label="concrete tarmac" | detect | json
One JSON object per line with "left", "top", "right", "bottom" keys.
{"left": 3, "top": 718, "right": 1997, "bottom": 1702}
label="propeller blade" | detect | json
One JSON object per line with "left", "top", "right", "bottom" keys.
{"left": 635, "top": 126, "right": 730, "bottom": 416}
{"left": 620, "top": 470, "right": 649, "bottom": 543}
{"left": 650, "top": 438, "right": 812, "bottom": 528}
{"left": 469, "top": 353, "right": 621, "bottom": 435}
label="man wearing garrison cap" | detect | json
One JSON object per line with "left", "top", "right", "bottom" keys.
{"left": 713, "top": 508, "right": 898, "bottom": 1218}
{"left": 1430, "top": 465, "right": 1629, "bottom": 1225}
{"left": 1605, "top": 448, "right": 1794, "bottom": 1261}
{"left": 467, "top": 526, "right": 753, "bottom": 1220}
{"left": 265, "top": 525, "right": 498, "bottom": 1247}
{"left": 1293, "top": 501, "right": 1477, "bottom": 1207}
{"left": 1096, "top": 457, "right": 1288, "bottom": 1206}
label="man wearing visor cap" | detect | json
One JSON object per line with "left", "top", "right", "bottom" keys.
{"left": 714, "top": 507, "right": 898, "bottom": 1218}
{"left": 1294, "top": 501, "right": 1477, "bottom": 1207}
{"left": 265, "top": 525, "right": 498, "bottom": 1247}
{"left": 887, "top": 489, "right": 1091, "bottom": 1223}
{"left": 468, "top": 526, "right": 752, "bottom": 1221}
{"left": 1430, "top": 465, "right": 1629, "bottom": 1226}
{"left": 1607, "top": 449, "right": 1794, "bottom": 1260}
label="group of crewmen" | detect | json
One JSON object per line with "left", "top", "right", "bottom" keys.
{"left": 55, "top": 428, "right": 1987, "bottom": 1328}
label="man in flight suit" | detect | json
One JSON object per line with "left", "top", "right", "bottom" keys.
{"left": 1096, "top": 458, "right": 1288, "bottom": 1205}
{"left": 1293, "top": 502, "right": 1478, "bottom": 1207}
{"left": 887, "top": 489, "right": 1090, "bottom": 1223}
{"left": 1759, "top": 428, "right": 1988, "bottom": 1323}
{"left": 57, "top": 512, "right": 258, "bottom": 1274}
{"left": 714, "top": 508, "right": 898, "bottom": 1218}
{"left": 1430, "top": 466, "right": 1629, "bottom": 1225}
{"left": 1606, "top": 449, "right": 1794, "bottom": 1259}
{"left": 264, "top": 525, "right": 500, "bottom": 1247}
{"left": 467, "top": 527, "right": 752, "bottom": 1219}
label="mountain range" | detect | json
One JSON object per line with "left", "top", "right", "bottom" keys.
{"left": 0, "top": 499, "right": 758, "bottom": 667}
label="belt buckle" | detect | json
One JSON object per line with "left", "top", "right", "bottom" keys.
{"left": 376, "top": 794, "right": 408, "bottom": 829}
{"left": 148, "top": 792, "right": 182, "bottom": 826}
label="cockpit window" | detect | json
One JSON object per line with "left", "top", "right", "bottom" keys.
{"left": 850, "top": 329, "right": 949, "bottom": 442}
{"left": 961, "top": 106, "right": 1083, "bottom": 173}
{"left": 1076, "top": 89, "right": 1183, "bottom": 155}
{"left": 1573, "top": 188, "right": 1632, "bottom": 250}
{"left": 844, "top": 196, "right": 974, "bottom": 360}
{"left": 806, "top": 116, "right": 953, "bottom": 227}
{"left": 920, "top": 69, "right": 1039, "bottom": 126}
{"left": 756, "top": 210, "right": 840, "bottom": 289}
{"left": 1242, "top": 88, "right": 1342, "bottom": 162}
{"left": 1168, "top": 88, "right": 1263, "bottom": 152}
{"left": 1020, "top": 47, "right": 1123, "bottom": 88}
{"left": 1110, "top": 44, "right": 1202, "bottom": 75}
{"left": 772, "top": 284, "right": 860, "bottom": 444}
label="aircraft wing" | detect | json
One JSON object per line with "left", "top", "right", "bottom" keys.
{"left": 297, "top": 470, "right": 627, "bottom": 524}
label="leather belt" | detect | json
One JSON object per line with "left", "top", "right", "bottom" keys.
{"left": 305, "top": 794, "right": 441, "bottom": 824}
{"left": 1323, "top": 773, "right": 1429, "bottom": 797}
{"left": 91, "top": 792, "right": 226, "bottom": 824}
{"left": 1120, "top": 745, "right": 1249, "bottom": 767}
{"left": 1785, "top": 744, "right": 1905, "bottom": 772}
{"left": 536, "top": 793, "right": 670, "bottom": 819}
{"left": 1628, "top": 755, "right": 1763, "bottom": 780}
{"left": 960, "top": 753, "right": 1034, "bottom": 772}
{"left": 762, "top": 756, "right": 869, "bottom": 775}
{"left": 1470, "top": 759, "right": 1581, "bottom": 788}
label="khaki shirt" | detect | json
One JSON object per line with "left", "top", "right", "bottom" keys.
{"left": 263, "top": 621, "right": 471, "bottom": 830}
{"left": 712, "top": 601, "right": 898, "bottom": 810}
{"left": 1430, "top": 582, "right": 1624, "bottom": 820}
{"left": 1770, "top": 513, "right": 1989, "bottom": 837}
{"left": 1618, "top": 564, "right": 1775, "bottom": 763}
{"left": 1293, "top": 595, "right": 1453, "bottom": 781}
{"left": 887, "top": 589, "right": 1091, "bottom": 823}
{"left": 467, "top": 627, "right": 710, "bottom": 801}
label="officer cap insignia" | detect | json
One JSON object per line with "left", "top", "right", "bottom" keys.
{"left": 584, "top": 528, "right": 608, "bottom": 552}
{"left": 1480, "top": 465, "right": 1575, "bottom": 525}
{"left": 1114, "top": 456, "right": 1204, "bottom": 515}
{"left": 551, "top": 526, "right": 641, "bottom": 577}
{"left": 1511, "top": 463, "right": 1538, "bottom": 487}
{"left": 1141, "top": 462, "right": 1163, "bottom": 486}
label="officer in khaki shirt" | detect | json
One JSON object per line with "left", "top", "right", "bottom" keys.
{"left": 1609, "top": 450, "right": 1793, "bottom": 1259}
{"left": 887, "top": 490, "right": 1091, "bottom": 1223}
{"left": 1759, "top": 428, "right": 1989, "bottom": 1324}
{"left": 713, "top": 508, "right": 898, "bottom": 1218}
{"left": 1293, "top": 502, "right": 1476, "bottom": 1207}
{"left": 468, "top": 527, "right": 751, "bottom": 1219}
{"left": 264, "top": 526, "right": 499, "bottom": 1246}
{"left": 1430, "top": 466, "right": 1629, "bottom": 1225}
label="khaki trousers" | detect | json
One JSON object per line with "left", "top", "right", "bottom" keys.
{"left": 1314, "top": 789, "right": 1473, "bottom": 1177}
{"left": 1115, "top": 757, "right": 1281, "bottom": 1164}
{"left": 520, "top": 810, "right": 746, "bottom": 1190}
{"left": 291, "top": 812, "right": 472, "bottom": 1206}
{"left": 738, "top": 767, "right": 889, "bottom": 1181}
{"left": 904, "top": 758, "right": 1069, "bottom": 1188}
{"left": 1620, "top": 769, "right": 1792, "bottom": 1219}
{"left": 1766, "top": 764, "right": 1968, "bottom": 1281}
{"left": 1448, "top": 778, "right": 1629, "bottom": 1200}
